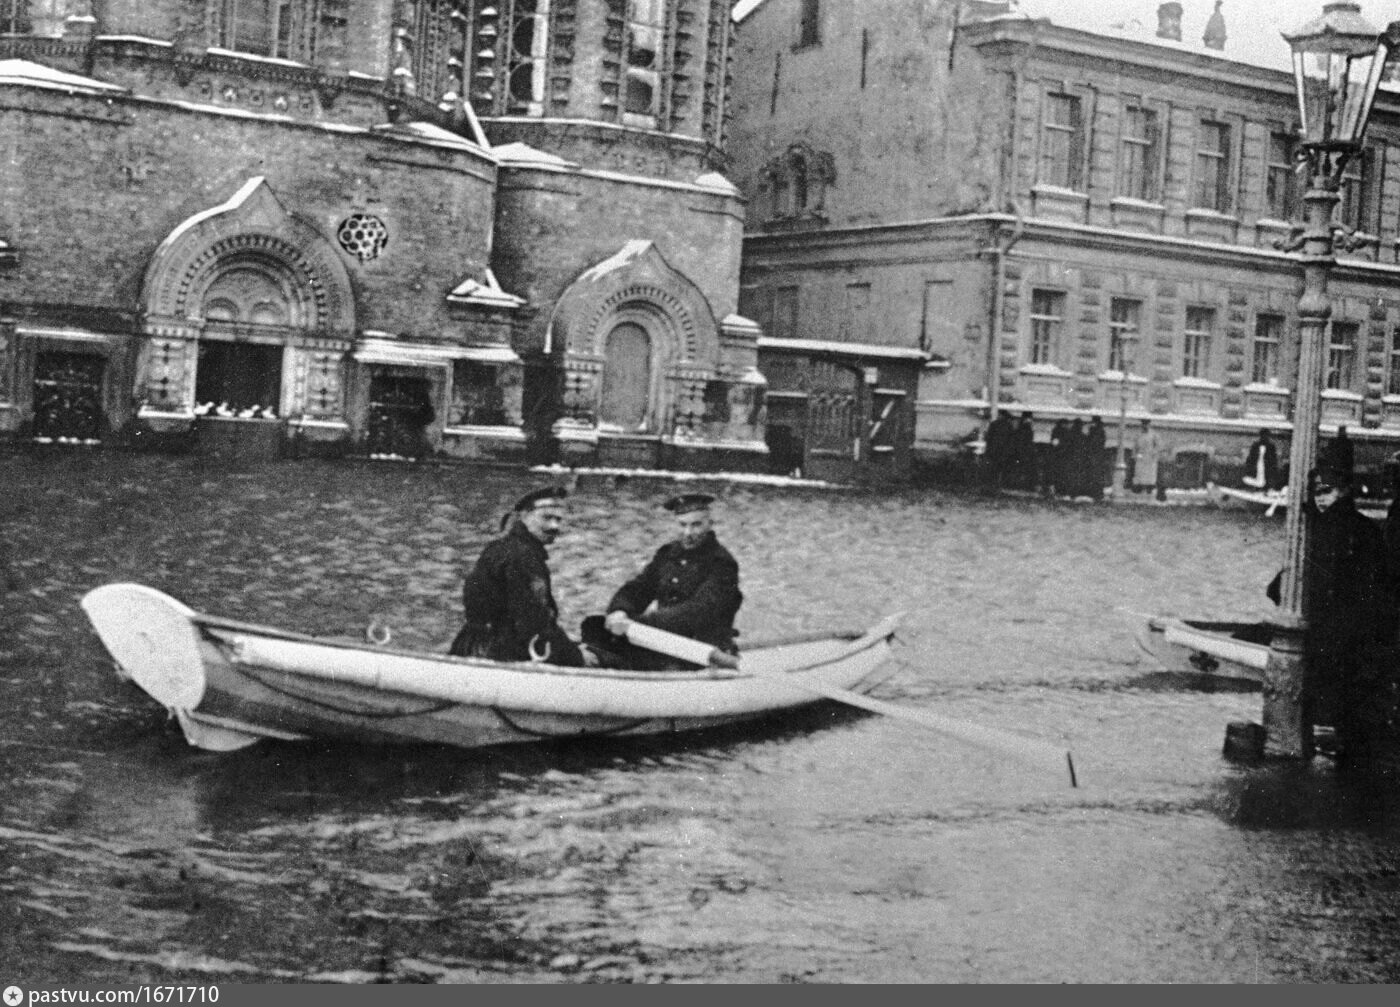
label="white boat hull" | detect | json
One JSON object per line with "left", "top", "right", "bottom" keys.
{"left": 81, "top": 583, "right": 902, "bottom": 752}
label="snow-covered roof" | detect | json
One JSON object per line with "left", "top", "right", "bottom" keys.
{"left": 1000, "top": 0, "right": 1379, "bottom": 75}
{"left": 735, "top": 1, "right": 1396, "bottom": 77}
{"left": 0, "top": 58, "right": 126, "bottom": 94}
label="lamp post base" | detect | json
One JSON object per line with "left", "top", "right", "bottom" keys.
{"left": 1262, "top": 619, "right": 1312, "bottom": 759}
{"left": 1111, "top": 461, "right": 1128, "bottom": 500}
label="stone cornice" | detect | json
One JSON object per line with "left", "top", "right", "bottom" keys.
{"left": 745, "top": 211, "right": 1400, "bottom": 282}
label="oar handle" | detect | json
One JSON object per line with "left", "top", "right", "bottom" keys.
{"left": 623, "top": 622, "right": 739, "bottom": 668}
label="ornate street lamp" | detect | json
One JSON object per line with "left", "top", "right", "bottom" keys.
{"left": 1109, "top": 327, "right": 1138, "bottom": 500}
{"left": 1264, "top": 3, "right": 1400, "bottom": 757}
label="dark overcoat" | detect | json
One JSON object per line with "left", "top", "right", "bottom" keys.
{"left": 607, "top": 530, "right": 743, "bottom": 652}
{"left": 449, "top": 521, "right": 585, "bottom": 666}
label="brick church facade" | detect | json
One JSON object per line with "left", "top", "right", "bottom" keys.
{"left": 0, "top": 0, "right": 768, "bottom": 471}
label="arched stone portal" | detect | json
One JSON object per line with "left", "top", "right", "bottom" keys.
{"left": 136, "top": 178, "right": 355, "bottom": 446}
{"left": 546, "top": 240, "right": 759, "bottom": 465}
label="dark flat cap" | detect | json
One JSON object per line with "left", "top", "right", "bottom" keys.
{"left": 512, "top": 486, "right": 569, "bottom": 512}
{"left": 664, "top": 492, "right": 716, "bottom": 514}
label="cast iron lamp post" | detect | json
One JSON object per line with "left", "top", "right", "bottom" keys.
{"left": 1109, "top": 328, "right": 1138, "bottom": 500}
{"left": 1263, "top": 3, "right": 1400, "bottom": 757}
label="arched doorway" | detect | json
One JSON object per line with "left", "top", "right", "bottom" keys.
{"left": 599, "top": 320, "right": 653, "bottom": 431}
{"left": 193, "top": 259, "right": 297, "bottom": 418}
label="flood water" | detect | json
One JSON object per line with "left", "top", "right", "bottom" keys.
{"left": 2, "top": 450, "right": 1398, "bottom": 983}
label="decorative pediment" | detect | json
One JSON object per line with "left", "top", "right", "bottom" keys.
{"left": 545, "top": 241, "right": 719, "bottom": 367}
{"left": 141, "top": 177, "right": 356, "bottom": 336}
{"left": 446, "top": 269, "right": 526, "bottom": 312}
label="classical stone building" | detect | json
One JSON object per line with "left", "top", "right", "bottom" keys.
{"left": 0, "top": 0, "right": 767, "bottom": 472}
{"left": 729, "top": 0, "right": 1400, "bottom": 487}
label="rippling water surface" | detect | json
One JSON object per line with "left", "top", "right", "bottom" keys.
{"left": 2, "top": 451, "right": 1398, "bottom": 983}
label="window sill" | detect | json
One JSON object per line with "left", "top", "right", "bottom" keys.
{"left": 1032, "top": 184, "right": 1089, "bottom": 201}
{"left": 1185, "top": 208, "right": 1237, "bottom": 222}
{"left": 1020, "top": 363, "right": 1074, "bottom": 378}
{"left": 1110, "top": 196, "right": 1165, "bottom": 211}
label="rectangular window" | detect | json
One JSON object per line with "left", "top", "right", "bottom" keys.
{"left": 450, "top": 361, "right": 507, "bottom": 426}
{"left": 495, "top": 0, "right": 552, "bottom": 116}
{"left": 1029, "top": 289, "right": 1065, "bottom": 366}
{"left": 1183, "top": 307, "right": 1214, "bottom": 378}
{"left": 215, "top": 0, "right": 348, "bottom": 62}
{"left": 1041, "top": 93, "right": 1084, "bottom": 190}
{"left": 1265, "top": 132, "right": 1297, "bottom": 220}
{"left": 920, "top": 279, "right": 951, "bottom": 354}
{"left": 1108, "top": 298, "right": 1141, "bottom": 372}
{"left": 622, "top": 0, "right": 665, "bottom": 125}
{"left": 1327, "top": 321, "right": 1358, "bottom": 390}
{"left": 771, "top": 286, "right": 799, "bottom": 341}
{"left": 796, "top": 0, "right": 821, "bottom": 48}
{"left": 1338, "top": 146, "right": 1380, "bottom": 233}
{"left": 1, "top": 0, "right": 31, "bottom": 33}
{"left": 1193, "top": 120, "right": 1232, "bottom": 212}
{"left": 1252, "top": 314, "right": 1283, "bottom": 384}
{"left": 1119, "top": 105, "right": 1160, "bottom": 201}
{"left": 1388, "top": 327, "right": 1400, "bottom": 396}
{"left": 841, "top": 282, "right": 871, "bottom": 343}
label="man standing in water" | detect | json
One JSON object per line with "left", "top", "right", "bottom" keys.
{"left": 1268, "top": 465, "right": 1395, "bottom": 760}
{"left": 584, "top": 493, "right": 743, "bottom": 669}
{"left": 449, "top": 486, "right": 594, "bottom": 666}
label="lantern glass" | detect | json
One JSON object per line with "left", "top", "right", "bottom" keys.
{"left": 1285, "top": 2, "right": 1391, "bottom": 148}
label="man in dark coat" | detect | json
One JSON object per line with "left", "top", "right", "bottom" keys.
{"left": 586, "top": 493, "right": 743, "bottom": 669}
{"left": 449, "top": 486, "right": 592, "bottom": 666}
{"left": 1011, "top": 412, "right": 1036, "bottom": 490}
{"left": 1243, "top": 428, "right": 1282, "bottom": 491}
{"left": 1323, "top": 425, "right": 1355, "bottom": 485}
{"left": 983, "top": 412, "right": 1013, "bottom": 491}
{"left": 1085, "top": 415, "right": 1107, "bottom": 501}
{"left": 1046, "top": 418, "right": 1069, "bottom": 497}
{"left": 1268, "top": 466, "right": 1395, "bottom": 759}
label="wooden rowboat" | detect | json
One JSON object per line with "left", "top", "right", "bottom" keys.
{"left": 1134, "top": 614, "right": 1269, "bottom": 683}
{"left": 1206, "top": 483, "right": 1289, "bottom": 516}
{"left": 1206, "top": 482, "right": 1391, "bottom": 519}
{"left": 80, "top": 583, "right": 904, "bottom": 753}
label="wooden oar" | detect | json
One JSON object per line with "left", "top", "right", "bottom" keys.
{"left": 622, "top": 622, "right": 1078, "bottom": 788}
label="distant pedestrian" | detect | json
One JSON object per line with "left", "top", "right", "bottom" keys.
{"left": 1133, "top": 418, "right": 1163, "bottom": 496}
{"left": 1243, "top": 428, "right": 1282, "bottom": 491}
{"left": 1012, "top": 412, "right": 1036, "bottom": 491}
{"left": 984, "top": 411, "right": 1013, "bottom": 491}
{"left": 1046, "top": 419, "right": 1070, "bottom": 497}
{"left": 1085, "top": 415, "right": 1107, "bottom": 501}
{"left": 1324, "top": 425, "right": 1355, "bottom": 485}
{"left": 1063, "top": 419, "right": 1085, "bottom": 498}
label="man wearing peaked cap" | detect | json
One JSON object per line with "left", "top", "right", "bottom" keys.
{"left": 664, "top": 492, "right": 716, "bottom": 515}
{"left": 449, "top": 486, "right": 593, "bottom": 666}
{"left": 584, "top": 491, "right": 742, "bottom": 669}
{"left": 1266, "top": 462, "right": 1393, "bottom": 762}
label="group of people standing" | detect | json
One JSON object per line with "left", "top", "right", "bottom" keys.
{"left": 448, "top": 486, "right": 743, "bottom": 671}
{"left": 984, "top": 411, "right": 1158, "bottom": 500}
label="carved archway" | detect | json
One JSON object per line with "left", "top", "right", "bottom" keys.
{"left": 142, "top": 177, "right": 355, "bottom": 334}
{"left": 137, "top": 178, "right": 356, "bottom": 418}
{"left": 546, "top": 241, "right": 721, "bottom": 437}
{"left": 547, "top": 241, "right": 717, "bottom": 365}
